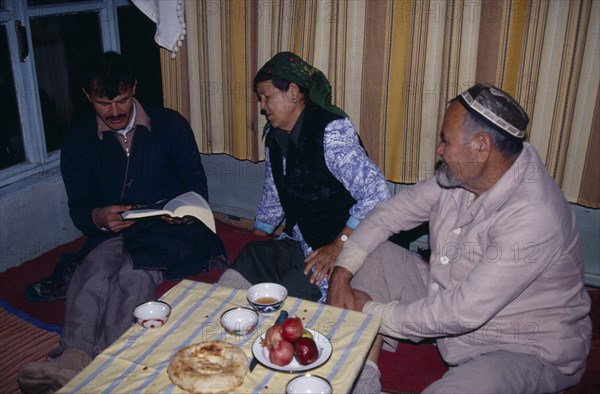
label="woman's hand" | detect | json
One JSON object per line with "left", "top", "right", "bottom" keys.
{"left": 304, "top": 240, "right": 343, "bottom": 285}
{"left": 304, "top": 228, "right": 352, "bottom": 284}
{"left": 252, "top": 228, "right": 270, "bottom": 237}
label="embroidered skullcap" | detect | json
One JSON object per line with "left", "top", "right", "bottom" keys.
{"left": 455, "top": 83, "right": 529, "bottom": 139}
{"left": 257, "top": 52, "right": 348, "bottom": 118}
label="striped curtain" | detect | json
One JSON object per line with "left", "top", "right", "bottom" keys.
{"left": 476, "top": 0, "right": 599, "bottom": 207}
{"left": 158, "top": 0, "right": 599, "bottom": 208}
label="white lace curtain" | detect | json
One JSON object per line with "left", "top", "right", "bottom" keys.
{"left": 131, "top": 0, "right": 186, "bottom": 58}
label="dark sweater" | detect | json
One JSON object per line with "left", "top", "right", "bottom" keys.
{"left": 60, "top": 106, "right": 209, "bottom": 236}
{"left": 28, "top": 105, "right": 224, "bottom": 301}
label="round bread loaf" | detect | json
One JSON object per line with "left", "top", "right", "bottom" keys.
{"left": 167, "top": 341, "right": 248, "bottom": 394}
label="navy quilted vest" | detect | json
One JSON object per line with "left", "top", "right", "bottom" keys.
{"left": 266, "top": 102, "right": 356, "bottom": 249}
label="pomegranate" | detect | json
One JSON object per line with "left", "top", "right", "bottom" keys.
{"left": 268, "top": 338, "right": 295, "bottom": 366}
{"left": 262, "top": 324, "right": 283, "bottom": 348}
{"left": 281, "top": 317, "right": 304, "bottom": 343}
{"left": 294, "top": 337, "right": 319, "bottom": 365}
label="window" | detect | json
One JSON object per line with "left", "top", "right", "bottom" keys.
{"left": 0, "top": 0, "right": 162, "bottom": 185}
{"left": 0, "top": 24, "right": 24, "bottom": 169}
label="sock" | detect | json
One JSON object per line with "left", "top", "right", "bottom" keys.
{"left": 351, "top": 360, "right": 382, "bottom": 394}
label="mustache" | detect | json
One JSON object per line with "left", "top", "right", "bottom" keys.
{"left": 106, "top": 114, "right": 126, "bottom": 121}
{"left": 435, "top": 158, "right": 446, "bottom": 171}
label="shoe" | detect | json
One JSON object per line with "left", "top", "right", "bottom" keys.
{"left": 18, "top": 348, "right": 92, "bottom": 393}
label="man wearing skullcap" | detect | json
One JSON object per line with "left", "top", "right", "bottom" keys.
{"left": 328, "top": 83, "right": 591, "bottom": 393}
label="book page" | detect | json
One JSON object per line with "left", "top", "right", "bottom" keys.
{"left": 120, "top": 192, "right": 215, "bottom": 232}
{"left": 163, "top": 191, "right": 211, "bottom": 212}
{"left": 121, "top": 209, "right": 170, "bottom": 220}
{"left": 164, "top": 192, "right": 216, "bottom": 232}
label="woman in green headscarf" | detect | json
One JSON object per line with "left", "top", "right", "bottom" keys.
{"left": 218, "top": 52, "right": 390, "bottom": 303}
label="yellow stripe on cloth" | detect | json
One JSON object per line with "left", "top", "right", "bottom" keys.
{"left": 60, "top": 280, "right": 381, "bottom": 393}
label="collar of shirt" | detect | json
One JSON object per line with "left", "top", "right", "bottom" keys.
{"left": 271, "top": 107, "right": 306, "bottom": 157}
{"left": 117, "top": 104, "right": 136, "bottom": 136}
{"left": 96, "top": 98, "right": 152, "bottom": 140}
{"left": 452, "top": 143, "right": 535, "bottom": 229}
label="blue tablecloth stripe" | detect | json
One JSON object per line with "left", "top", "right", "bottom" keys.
{"left": 68, "top": 280, "right": 202, "bottom": 393}
{"left": 137, "top": 287, "right": 240, "bottom": 394}
{"left": 326, "top": 313, "right": 376, "bottom": 383}
{"left": 64, "top": 282, "right": 380, "bottom": 394}
{"left": 101, "top": 282, "right": 220, "bottom": 394}
{"left": 251, "top": 297, "right": 322, "bottom": 393}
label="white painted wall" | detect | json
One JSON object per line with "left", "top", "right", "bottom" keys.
{"left": 0, "top": 167, "right": 81, "bottom": 271}
{"left": 1, "top": 154, "right": 598, "bottom": 287}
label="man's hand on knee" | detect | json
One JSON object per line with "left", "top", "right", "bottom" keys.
{"left": 351, "top": 289, "right": 373, "bottom": 312}
{"left": 327, "top": 267, "right": 357, "bottom": 310}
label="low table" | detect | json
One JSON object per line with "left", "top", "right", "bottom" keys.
{"left": 59, "top": 280, "right": 381, "bottom": 393}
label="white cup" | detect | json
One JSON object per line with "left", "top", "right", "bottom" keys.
{"left": 286, "top": 374, "right": 332, "bottom": 394}
{"left": 133, "top": 301, "right": 171, "bottom": 329}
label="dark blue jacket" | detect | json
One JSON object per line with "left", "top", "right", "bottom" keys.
{"left": 27, "top": 105, "right": 224, "bottom": 301}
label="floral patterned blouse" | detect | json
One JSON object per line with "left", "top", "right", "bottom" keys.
{"left": 254, "top": 117, "right": 391, "bottom": 302}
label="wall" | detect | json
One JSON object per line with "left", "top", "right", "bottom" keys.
{"left": 204, "top": 154, "right": 600, "bottom": 287}
{"left": 1, "top": 153, "right": 599, "bottom": 287}
{"left": 0, "top": 166, "right": 81, "bottom": 272}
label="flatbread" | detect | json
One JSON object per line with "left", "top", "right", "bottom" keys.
{"left": 167, "top": 341, "right": 248, "bottom": 394}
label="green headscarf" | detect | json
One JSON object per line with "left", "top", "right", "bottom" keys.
{"left": 257, "top": 52, "right": 348, "bottom": 119}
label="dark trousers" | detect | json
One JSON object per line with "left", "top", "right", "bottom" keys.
{"left": 230, "top": 238, "right": 322, "bottom": 302}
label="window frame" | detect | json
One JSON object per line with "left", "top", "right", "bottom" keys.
{"left": 0, "top": 0, "right": 129, "bottom": 187}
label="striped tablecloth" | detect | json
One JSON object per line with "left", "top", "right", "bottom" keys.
{"left": 59, "top": 280, "right": 381, "bottom": 393}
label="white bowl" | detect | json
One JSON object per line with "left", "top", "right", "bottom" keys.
{"left": 133, "top": 301, "right": 171, "bottom": 329}
{"left": 220, "top": 307, "right": 259, "bottom": 336}
{"left": 286, "top": 374, "right": 332, "bottom": 394}
{"left": 247, "top": 283, "right": 288, "bottom": 314}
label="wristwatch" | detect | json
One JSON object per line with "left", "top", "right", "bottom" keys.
{"left": 338, "top": 233, "right": 348, "bottom": 242}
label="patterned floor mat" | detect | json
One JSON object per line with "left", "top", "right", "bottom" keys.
{"left": 0, "top": 301, "right": 61, "bottom": 394}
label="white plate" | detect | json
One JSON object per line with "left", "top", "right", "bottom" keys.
{"left": 251, "top": 328, "right": 332, "bottom": 372}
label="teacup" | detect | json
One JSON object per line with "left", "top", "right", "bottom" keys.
{"left": 133, "top": 301, "right": 171, "bottom": 329}
{"left": 247, "top": 282, "right": 287, "bottom": 314}
{"left": 220, "top": 307, "right": 259, "bottom": 336}
{"left": 286, "top": 374, "right": 332, "bottom": 394}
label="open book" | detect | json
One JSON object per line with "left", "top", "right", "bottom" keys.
{"left": 120, "top": 191, "right": 216, "bottom": 233}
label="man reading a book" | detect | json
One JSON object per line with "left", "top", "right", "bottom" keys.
{"left": 18, "top": 51, "right": 226, "bottom": 393}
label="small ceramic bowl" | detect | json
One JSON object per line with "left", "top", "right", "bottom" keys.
{"left": 286, "top": 374, "right": 332, "bottom": 394}
{"left": 220, "top": 307, "right": 259, "bottom": 336}
{"left": 247, "top": 282, "right": 288, "bottom": 314}
{"left": 133, "top": 301, "right": 171, "bottom": 329}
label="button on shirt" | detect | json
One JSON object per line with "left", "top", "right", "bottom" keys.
{"left": 349, "top": 143, "right": 591, "bottom": 375}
